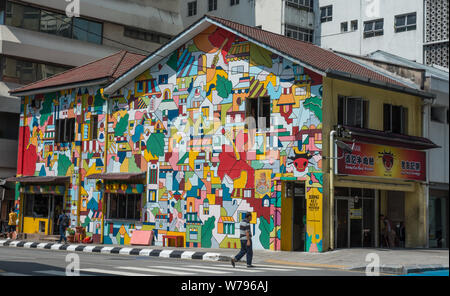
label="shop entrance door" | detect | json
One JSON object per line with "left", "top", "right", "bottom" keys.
{"left": 50, "top": 195, "right": 64, "bottom": 235}
{"left": 335, "top": 188, "right": 376, "bottom": 248}
{"left": 336, "top": 199, "right": 349, "bottom": 248}
{"left": 292, "top": 183, "right": 306, "bottom": 251}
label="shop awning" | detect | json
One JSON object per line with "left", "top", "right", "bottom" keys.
{"left": 85, "top": 172, "right": 146, "bottom": 181}
{"left": 342, "top": 126, "right": 440, "bottom": 150}
{"left": 5, "top": 176, "right": 70, "bottom": 184}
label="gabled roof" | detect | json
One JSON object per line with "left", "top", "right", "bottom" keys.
{"left": 10, "top": 50, "right": 146, "bottom": 96}
{"left": 104, "top": 15, "right": 434, "bottom": 99}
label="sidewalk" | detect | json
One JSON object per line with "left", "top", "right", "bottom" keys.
{"left": 1, "top": 238, "right": 448, "bottom": 275}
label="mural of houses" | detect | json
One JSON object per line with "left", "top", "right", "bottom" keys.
{"left": 9, "top": 16, "right": 436, "bottom": 253}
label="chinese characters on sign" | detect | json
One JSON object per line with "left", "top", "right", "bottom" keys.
{"left": 337, "top": 141, "right": 426, "bottom": 181}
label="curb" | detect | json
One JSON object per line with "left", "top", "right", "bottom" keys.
{"left": 349, "top": 264, "right": 449, "bottom": 275}
{"left": 0, "top": 240, "right": 231, "bottom": 262}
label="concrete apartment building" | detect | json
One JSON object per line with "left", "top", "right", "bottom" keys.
{"left": 181, "top": 0, "right": 320, "bottom": 43}
{"left": 317, "top": 0, "right": 449, "bottom": 249}
{"left": 318, "top": 0, "right": 449, "bottom": 69}
{"left": 0, "top": 0, "right": 183, "bottom": 230}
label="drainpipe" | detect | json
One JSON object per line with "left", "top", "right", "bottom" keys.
{"left": 100, "top": 89, "right": 109, "bottom": 244}
{"left": 329, "top": 130, "right": 337, "bottom": 250}
{"left": 422, "top": 94, "right": 435, "bottom": 248}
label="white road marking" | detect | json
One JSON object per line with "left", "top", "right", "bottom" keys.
{"left": 37, "top": 243, "right": 48, "bottom": 249}
{"left": 9, "top": 241, "right": 20, "bottom": 247}
{"left": 119, "top": 248, "right": 133, "bottom": 255}
{"left": 158, "top": 250, "right": 173, "bottom": 258}
{"left": 247, "top": 263, "right": 321, "bottom": 271}
{"left": 138, "top": 249, "right": 153, "bottom": 256}
{"left": 51, "top": 244, "right": 63, "bottom": 250}
{"left": 118, "top": 266, "right": 195, "bottom": 276}
{"left": 66, "top": 245, "right": 79, "bottom": 252}
{"left": 23, "top": 242, "right": 34, "bottom": 248}
{"left": 187, "top": 264, "right": 261, "bottom": 273}
{"left": 181, "top": 251, "right": 195, "bottom": 259}
{"left": 80, "top": 268, "right": 150, "bottom": 276}
{"left": 151, "top": 265, "right": 230, "bottom": 274}
{"left": 83, "top": 246, "right": 96, "bottom": 253}
{"left": 100, "top": 247, "right": 114, "bottom": 254}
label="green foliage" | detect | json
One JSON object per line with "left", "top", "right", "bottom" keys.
{"left": 57, "top": 154, "right": 72, "bottom": 176}
{"left": 167, "top": 52, "right": 178, "bottom": 71}
{"left": 303, "top": 95, "right": 323, "bottom": 122}
{"left": 216, "top": 75, "right": 233, "bottom": 99}
{"left": 201, "top": 216, "right": 215, "bottom": 248}
{"left": 250, "top": 43, "right": 273, "bottom": 68}
{"left": 114, "top": 113, "right": 129, "bottom": 137}
{"left": 258, "top": 216, "right": 274, "bottom": 249}
{"left": 40, "top": 93, "right": 55, "bottom": 126}
{"left": 146, "top": 133, "right": 165, "bottom": 157}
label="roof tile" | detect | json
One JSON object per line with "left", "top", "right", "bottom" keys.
{"left": 10, "top": 50, "right": 146, "bottom": 94}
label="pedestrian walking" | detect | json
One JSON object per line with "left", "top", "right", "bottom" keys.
{"left": 7, "top": 208, "right": 17, "bottom": 240}
{"left": 383, "top": 216, "right": 396, "bottom": 248}
{"left": 57, "top": 212, "right": 69, "bottom": 244}
{"left": 231, "top": 212, "right": 254, "bottom": 268}
{"left": 398, "top": 221, "right": 405, "bottom": 248}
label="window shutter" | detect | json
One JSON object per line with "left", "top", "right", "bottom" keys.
{"left": 383, "top": 104, "right": 391, "bottom": 131}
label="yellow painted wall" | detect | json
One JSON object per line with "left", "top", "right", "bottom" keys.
{"left": 22, "top": 217, "right": 48, "bottom": 235}
{"left": 321, "top": 77, "right": 427, "bottom": 249}
{"left": 280, "top": 182, "right": 293, "bottom": 251}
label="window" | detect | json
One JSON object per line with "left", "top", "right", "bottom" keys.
{"left": 246, "top": 96, "right": 271, "bottom": 130}
{"left": 338, "top": 96, "right": 369, "bottom": 128}
{"left": 286, "top": 0, "right": 314, "bottom": 12}
{"left": 285, "top": 24, "right": 314, "bottom": 42}
{"left": 124, "top": 27, "right": 171, "bottom": 44}
{"left": 188, "top": 1, "right": 197, "bottom": 16}
{"left": 0, "top": 0, "right": 6, "bottom": 25}
{"left": 383, "top": 104, "right": 408, "bottom": 134}
{"left": 0, "top": 111, "right": 19, "bottom": 140}
{"left": 430, "top": 106, "right": 447, "bottom": 123}
{"left": 5, "top": 1, "right": 40, "bottom": 31}
{"left": 108, "top": 193, "right": 141, "bottom": 220}
{"left": 395, "top": 12, "right": 417, "bottom": 33}
{"left": 159, "top": 74, "right": 168, "bottom": 85}
{"left": 5, "top": 1, "right": 102, "bottom": 44}
{"left": 89, "top": 115, "right": 98, "bottom": 140}
{"left": 73, "top": 18, "right": 102, "bottom": 44}
{"left": 24, "top": 194, "right": 50, "bottom": 218}
{"left": 364, "top": 19, "right": 384, "bottom": 38}
{"left": 351, "top": 20, "right": 358, "bottom": 31}
{"left": 231, "top": 65, "right": 244, "bottom": 75}
{"left": 208, "top": 0, "right": 217, "bottom": 11}
{"left": 320, "top": 5, "right": 332, "bottom": 23}
{"left": 189, "top": 228, "right": 198, "bottom": 240}
{"left": 230, "top": 0, "right": 240, "bottom": 6}
{"left": 40, "top": 10, "right": 72, "bottom": 38}
{"left": 341, "top": 21, "right": 348, "bottom": 32}
{"left": 55, "top": 118, "right": 75, "bottom": 143}
{"left": 149, "top": 168, "right": 158, "bottom": 184}
{"left": 148, "top": 190, "right": 157, "bottom": 202}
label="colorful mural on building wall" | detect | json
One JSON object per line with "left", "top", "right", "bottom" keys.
{"left": 18, "top": 25, "right": 324, "bottom": 251}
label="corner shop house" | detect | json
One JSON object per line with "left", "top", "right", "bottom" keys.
{"left": 9, "top": 16, "right": 437, "bottom": 252}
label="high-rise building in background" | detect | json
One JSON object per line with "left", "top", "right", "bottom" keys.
{"left": 181, "top": 0, "right": 320, "bottom": 44}
{"left": 318, "top": 0, "right": 448, "bottom": 69}
{"left": 0, "top": 0, "right": 183, "bottom": 228}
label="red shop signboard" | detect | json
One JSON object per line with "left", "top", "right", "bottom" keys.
{"left": 336, "top": 141, "right": 426, "bottom": 181}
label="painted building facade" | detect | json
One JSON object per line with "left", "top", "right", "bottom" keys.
{"left": 13, "top": 22, "right": 324, "bottom": 251}
{"left": 12, "top": 16, "right": 436, "bottom": 252}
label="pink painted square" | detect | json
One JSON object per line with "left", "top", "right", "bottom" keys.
{"left": 130, "top": 230, "right": 153, "bottom": 246}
